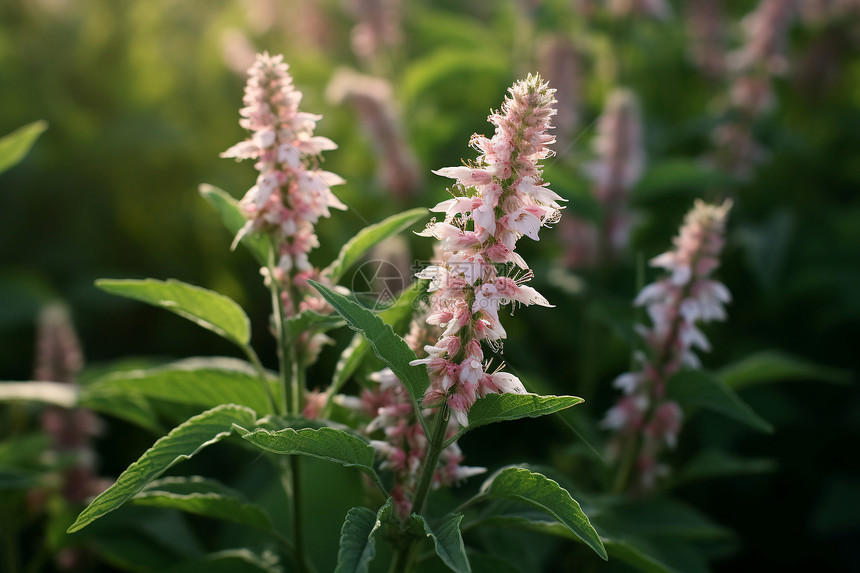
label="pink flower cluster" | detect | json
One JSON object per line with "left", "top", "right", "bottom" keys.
{"left": 411, "top": 74, "right": 562, "bottom": 427}
{"left": 360, "top": 367, "right": 485, "bottom": 518}
{"left": 603, "top": 199, "right": 732, "bottom": 491}
{"left": 222, "top": 52, "right": 346, "bottom": 303}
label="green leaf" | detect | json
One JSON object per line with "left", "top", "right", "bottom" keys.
{"left": 329, "top": 280, "right": 427, "bottom": 400}
{"left": 410, "top": 513, "right": 471, "bottom": 573}
{"left": 479, "top": 467, "right": 607, "bottom": 560}
{"left": 84, "top": 357, "right": 276, "bottom": 416}
{"left": 80, "top": 389, "right": 165, "bottom": 434}
{"left": 718, "top": 350, "right": 850, "bottom": 390}
{"left": 667, "top": 370, "right": 773, "bottom": 433}
{"left": 67, "top": 404, "right": 256, "bottom": 533}
{"left": 132, "top": 476, "right": 273, "bottom": 530}
{"left": 0, "top": 467, "right": 43, "bottom": 490}
{"left": 444, "top": 393, "right": 584, "bottom": 448}
{"left": 199, "top": 184, "right": 269, "bottom": 265}
{"left": 0, "top": 381, "right": 78, "bottom": 408}
{"left": 591, "top": 496, "right": 732, "bottom": 541}
{"left": 284, "top": 310, "right": 345, "bottom": 339}
{"left": 335, "top": 501, "right": 392, "bottom": 573}
{"left": 234, "top": 426, "right": 383, "bottom": 490}
{"left": 0, "top": 120, "right": 48, "bottom": 174}
{"left": 308, "top": 280, "right": 430, "bottom": 435}
{"left": 324, "top": 208, "right": 428, "bottom": 284}
{"left": 96, "top": 278, "right": 251, "bottom": 348}
{"left": 165, "top": 549, "right": 281, "bottom": 573}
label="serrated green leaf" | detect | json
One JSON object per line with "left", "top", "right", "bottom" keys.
{"left": 132, "top": 476, "right": 274, "bottom": 531}
{"left": 667, "top": 370, "right": 773, "bottom": 433}
{"left": 329, "top": 280, "right": 427, "bottom": 404}
{"left": 199, "top": 184, "right": 269, "bottom": 265}
{"left": 324, "top": 208, "right": 428, "bottom": 284}
{"left": 308, "top": 280, "right": 430, "bottom": 435}
{"left": 84, "top": 357, "right": 276, "bottom": 416}
{"left": 335, "top": 502, "right": 389, "bottom": 573}
{"left": 96, "top": 278, "right": 251, "bottom": 348}
{"left": 718, "top": 350, "right": 849, "bottom": 390}
{"left": 67, "top": 404, "right": 256, "bottom": 533}
{"left": 479, "top": 467, "right": 607, "bottom": 560}
{"left": 0, "top": 381, "right": 78, "bottom": 408}
{"left": 443, "top": 393, "right": 584, "bottom": 448}
{"left": 235, "top": 426, "right": 383, "bottom": 490}
{"left": 0, "top": 120, "right": 48, "bottom": 174}
{"left": 410, "top": 513, "right": 471, "bottom": 573}
{"left": 80, "top": 389, "right": 165, "bottom": 434}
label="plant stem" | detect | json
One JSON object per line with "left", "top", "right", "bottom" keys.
{"left": 244, "top": 344, "right": 279, "bottom": 416}
{"left": 410, "top": 403, "right": 450, "bottom": 515}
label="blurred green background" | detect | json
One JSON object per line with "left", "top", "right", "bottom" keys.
{"left": 1, "top": 0, "right": 859, "bottom": 571}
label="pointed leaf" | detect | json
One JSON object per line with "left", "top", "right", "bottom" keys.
{"left": 672, "top": 450, "right": 775, "bottom": 486}
{"left": 444, "top": 393, "right": 584, "bottom": 448}
{"left": 132, "top": 476, "right": 273, "bottom": 531}
{"left": 335, "top": 500, "right": 393, "bottom": 573}
{"left": 667, "top": 370, "right": 773, "bottom": 433}
{"left": 479, "top": 467, "right": 607, "bottom": 560}
{"left": 329, "top": 280, "right": 427, "bottom": 403}
{"left": 0, "top": 381, "right": 78, "bottom": 408}
{"left": 96, "top": 278, "right": 251, "bottom": 347}
{"left": 80, "top": 389, "right": 165, "bottom": 434}
{"left": 308, "top": 280, "right": 430, "bottom": 435}
{"left": 410, "top": 513, "right": 471, "bottom": 573}
{"left": 325, "top": 208, "right": 428, "bottom": 284}
{"left": 718, "top": 350, "right": 849, "bottom": 390}
{"left": 67, "top": 404, "right": 257, "bottom": 532}
{"left": 84, "top": 357, "right": 276, "bottom": 416}
{"left": 235, "top": 426, "right": 384, "bottom": 491}
{"left": 0, "top": 120, "right": 48, "bottom": 174}
{"left": 199, "top": 184, "right": 269, "bottom": 264}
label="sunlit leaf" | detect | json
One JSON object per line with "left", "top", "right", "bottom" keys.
{"left": 96, "top": 278, "right": 251, "bottom": 348}
{"left": 308, "top": 280, "right": 430, "bottom": 435}
{"left": 444, "top": 393, "right": 584, "bottom": 447}
{"left": 132, "top": 476, "right": 273, "bottom": 531}
{"left": 199, "top": 184, "right": 269, "bottom": 265}
{"left": 68, "top": 404, "right": 257, "bottom": 532}
{"left": 0, "top": 381, "right": 78, "bottom": 408}
{"left": 85, "top": 357, "right": 276, "bottom": 416}
{"left": 234, "top": 425, "right": 383, "bottom": 491}
{"left": 324, "top": 208, "right": 428, "bottom": 284}
{"left": 479, "top": 467, "right": 607, "bottom": 560}
{"left": 0, "top": 120, "right": 48, "bottom": 174}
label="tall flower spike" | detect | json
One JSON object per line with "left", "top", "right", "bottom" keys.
{"left": 583, "top": 88, "right": 645, "bottom": 258}
{"left": 603, "top": 199, "right": 732, "bottom": 492}
{"left": 412, "top": 74, "right": 561, "bottom": 427}
{"left": 222, "top": 52, "right": 346, "bottom": 312}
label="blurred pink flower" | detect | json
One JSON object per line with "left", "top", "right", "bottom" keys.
{"left": 604, "top": 200, "right": 732, "bottom": 492}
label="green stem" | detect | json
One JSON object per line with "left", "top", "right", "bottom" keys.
{"left": 243, "top": 344, "right": 278, "bottom": 416}
{"left": 410, "top": 404, "right": 450, "bottom": 515}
